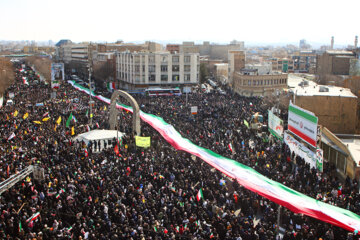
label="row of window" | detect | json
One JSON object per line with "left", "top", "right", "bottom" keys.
{"left": 240, "top": 78, "right": 287, "bottom": 86}
{"left": 127, "top": 65, "right": 193, "bottom": 72}
{"left": 147, "top": 55, "right": 192, "bottom": 63}
{"left": 125, "top": 55, "right": 197, "bottom": 63}
{"left": 121, "top": 73, "right": 195, "bottom": 82}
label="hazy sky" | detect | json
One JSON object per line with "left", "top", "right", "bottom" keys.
{"left": 1, "top": 0, "right": 359, "bottom": 46}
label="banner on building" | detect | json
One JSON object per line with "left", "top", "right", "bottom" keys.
{"left": 51, "top": 63, "right": 65, "bottom": 89}
{"left": 284, "top": 131, "right": 322, "bottom": 171}
{"left": 288, "top": 101, "right": 318, "bottom": 148}
{"left": 316, "top": 148, "right": 324, "bottom": 172}
{"left": 135, "top": 136, "right": 151, "bottom": 148}
{"left": 268, "top": 110, "right": 284, "bottom": 140}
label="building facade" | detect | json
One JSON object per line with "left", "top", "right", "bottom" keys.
{"left": 116, "top": 51, "right": 200, "bottom": 89}
{"left": 316, "top": 50, "right": 356, "bottom": 76}
{"left": 166, "top": 41, "right": 245, "bottom": 60}
{"left": 292, "top": 50, "right": 317, "bottom": 73}
{"left": 228, "top": 50, "right": 246, "bottom": 84}
{"left": 198, "top": 41, "right": 244, "bottom": 60}
{"left": 232, "top": 71, "right": 288, "bottom": 96}
{"left": 294, "top": 85, "right": 358, "bottom": 134}
{"left": 270, "top": 58, "right": 295, "bottom": 73}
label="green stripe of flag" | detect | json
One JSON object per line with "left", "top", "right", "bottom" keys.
{"left": 289, "top": 105, "right": 318, "bottom": 123}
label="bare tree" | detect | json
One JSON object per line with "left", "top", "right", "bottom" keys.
{"left": 93, "top": 61, "right": 115, "bottom": 87}
{"left": 0, "top": 59, "right": 15, "bottom": 95}
{"left": 25, "top": 56, "right": 52, "bottom": 83}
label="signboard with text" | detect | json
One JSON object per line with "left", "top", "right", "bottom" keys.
{"left": 51, "top": 63, "right": 65, "bottom": 89}
{"left": 284, "top": 131, "right": 322, "bottom": 171}
{"left": 268, "top": 110, "right": 284, "bottom": 140}
{"left": 288, "top": 102, "right": 318, "bottom": 148}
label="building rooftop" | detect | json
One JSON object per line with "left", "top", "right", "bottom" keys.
{"left": 294, "top": 82, "right": 357, "bottom": 98}
{"left": 339, "top": 138, "right": 360, "bottom": 166}
{"left": 326, "top": 50, "right": 354, "bottom": 55}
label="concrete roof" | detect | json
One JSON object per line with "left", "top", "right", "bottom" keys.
{"left": 326, "top": 50, "right": 354, "bottom": 55}
{"left": 339, "top": 138, "right": 360, "bottom": 166}
{"left": 294, "top": 83, "right": 357, "bottom": 98}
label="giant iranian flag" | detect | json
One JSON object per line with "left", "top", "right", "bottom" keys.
{"left": 68, "top": 80, "right": 360, "bottom": 233}
{"left": 288, "top": 102, "right": 318, "bottom": 148}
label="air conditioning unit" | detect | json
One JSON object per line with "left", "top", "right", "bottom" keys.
{"left": 319, "top": 86, "right": 329, "bottom": 92}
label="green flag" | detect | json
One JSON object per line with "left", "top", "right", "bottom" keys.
{"left": 85, "top": 109, "right": 88, "bottom": 117}
{"left": 66, "top": 113, "right": 73, "bottom": 128}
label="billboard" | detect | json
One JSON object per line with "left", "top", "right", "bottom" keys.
{"left": 268, "top": 110, "right": 284, "bottom": 140}
{"left": 288, "top": 102, "right": 318, "bottom": 148}
{"left": 284, "top": 131, "right": 323, "bottom": 171}
{"left": 51, "top": 63, "right": 65, "bottom": 89}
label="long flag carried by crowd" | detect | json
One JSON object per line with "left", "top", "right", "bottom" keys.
{"left": 68, "top": 80, "right": 360, "bottom": 233}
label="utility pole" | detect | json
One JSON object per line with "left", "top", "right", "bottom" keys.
{"left": 88, "top": 42, "right": 93, "bottom": 125}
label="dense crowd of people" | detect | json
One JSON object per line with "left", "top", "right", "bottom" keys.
{"left": 0, "top": 62, "right": 359, "bottom": 239}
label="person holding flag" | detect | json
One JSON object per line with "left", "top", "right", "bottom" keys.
{"left": 196, "top": 188, "right": 204, "bottom": 202}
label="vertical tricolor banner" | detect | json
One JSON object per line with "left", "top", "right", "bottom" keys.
{"left": 288, "top": 102, "right": 318, "bottom": 148}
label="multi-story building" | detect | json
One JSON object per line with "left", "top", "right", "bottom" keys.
{"left": 232, "top": 70, "right": 288, "bottom": 96}
{"left": 166, "top": 41, "right": 244, "bottom": 60}
{"left": 56, "top": 41, "right": 163, "bottom": 79}
{"left": 214, "top": 63, "right": 228, "bottom": 82}
{"left": 292, "top": 50, "right": 317, "bottom": 73}
{"left": 198, "top": 41, "right": 244, "bottom": 60}
{"left": 316, "top": 50, "right": 356, "bottom": 76}
{"left": 116, "top": 51, "right": 200, "bottom": 90}
{"left": 245, "top": 63, "right": 272, "bottom": 75}
{"left": 270, "top": 58, "right": 295, "bottom": 73}
{"left": 228, "top": 50, "right": 245, "bottom": 84}
{"left": 294, "top": 83, "right": 358, "bottom": 134}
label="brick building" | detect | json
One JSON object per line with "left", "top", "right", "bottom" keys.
{"left": 232, "top": 71, "right": 288, "bottom": 96}
{"left": 294, "top": 84, "right": 358, "bottom": 134}
{"left": 316, "top": 50, "right": 356, "bottom": 76}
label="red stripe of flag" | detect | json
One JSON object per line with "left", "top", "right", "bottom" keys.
{"left": 288, "top": 125, "right": 316, "bottom": 147}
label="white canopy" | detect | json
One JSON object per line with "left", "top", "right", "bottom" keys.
{"left": 73, "top": 129, "right": 125, "bottom": 144}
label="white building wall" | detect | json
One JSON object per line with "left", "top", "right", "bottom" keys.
{"left": 116, "top": 51, "right": 199, "bottom": 88}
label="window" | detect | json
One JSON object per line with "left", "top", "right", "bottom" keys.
{"left": 172, "top": 74, "right": 179, "bottom": 81}
{"left": 149, "top": 56, "right": 155, "bottom": 63}
{"left": 135, "top": 75, "right": 140, "bottom": 82}
{"left": 149, "top": 65, "right": 155, "bottom": 72}
{"left": 184, "top": 65, "right": 191, "bottom": 72}
{"left": 184, "top": 56, "right": 191, "bottom": 63}
{"left": 161, "top": 56, "right": 167, "bottom": 63}
{"left": 161, "top": 75, "right": 168, "bottom": 81}
{"left": 149, "top": 75, "right": 156, "bottom": 82}
{"left": 248, "top": 80, "right": 251, "bottom": 86}
{"left": 135, "top": 65, "right": 140, "bottom": 72}
{"left": 172, "top": 56, "right": 179, "bottom": 63}
{"left": 142, "top": 65, "right": 145, "bottom": 72}
{"left": 184, "top": 74, "right": 191, "bottom": 81}
{"left": 172, "top": 65, "right": 179, "bottom": 72}
{"left": 161, "top": 65, "right": 168, "bottom": 72}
